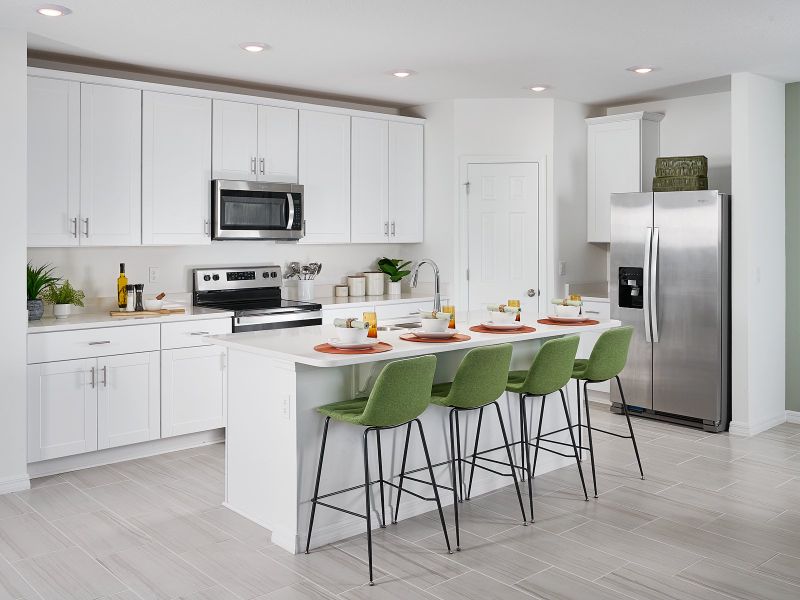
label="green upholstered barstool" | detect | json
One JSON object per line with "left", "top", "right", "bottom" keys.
{"left": 304, "top": 355, "right": 451, "bottom": 585}
{"left": 572, "top": 325, "right": 643, "bottom": 497}
{"left": 393, "top": 344, "right": 526, "bottom": 551}
{"left": 504, "top": 335, "right": 587, "bottom": 520}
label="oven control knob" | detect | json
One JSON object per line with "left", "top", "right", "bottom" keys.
{"left": 212, "top": 274, "right": 220, "bottom": 281}
{"left": 271, "top": 272, "right": 277, "bottom": 278}
{"left": 203, "top": 275, "right": 211, "bottom": 282}
{"left": 262, "top": 272, "right": 269, "bottom": 278}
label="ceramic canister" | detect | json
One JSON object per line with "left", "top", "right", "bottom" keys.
{"left": 347, "top": 276, "right": 366, "bottom": 297}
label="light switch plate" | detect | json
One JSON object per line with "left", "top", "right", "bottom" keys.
{"left": 559, "top": 261, "right": 567, "bottom": 276}
{"left": 148, "top": 266, "right": 160, "bottom": 283}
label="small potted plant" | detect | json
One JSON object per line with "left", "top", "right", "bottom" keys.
{"left": 377, "top": 257, "right": 412, "bottom": 296}
{"left": 27, "top": 262, "right": 59, "bottom": 321}
{"left": 42, "top": 280, "right": 85, "bottom": 319}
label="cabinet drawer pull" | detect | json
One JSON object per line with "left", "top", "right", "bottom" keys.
{"left": 190, "top": 331, "right": 210, "bottom": 336}
{"left": 88, "top": 340, "right": 111, "bottom": 345}
{"left": 584, "top": 310, "right": 600, "bottom": 315}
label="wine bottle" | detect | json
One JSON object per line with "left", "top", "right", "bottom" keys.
{"left": 117, "top": 263, "right": 128, "bottom": 308}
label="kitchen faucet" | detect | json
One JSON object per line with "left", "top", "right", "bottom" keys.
{"left": 411, "top": 258, "right": 441, "bottom": 312}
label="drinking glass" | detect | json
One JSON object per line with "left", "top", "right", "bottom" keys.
{"left": 442, "top": 304, "right": 456, "bottom": 329}
{"left": 363, "top": 311, "right": 378, "bottom": 338}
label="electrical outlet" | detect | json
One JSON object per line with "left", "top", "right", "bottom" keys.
{"left": 148, "top": 266, "right": 160, "bottom": 283}
{"left": 559, "top": 261, "right": 567, "bottom": 276}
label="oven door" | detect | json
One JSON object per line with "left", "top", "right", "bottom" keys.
{"left": 233, "top": 311, "right": 322, "bottom": 332}
{"left": 212, "top": 180, "right": 304, "bottom": 240}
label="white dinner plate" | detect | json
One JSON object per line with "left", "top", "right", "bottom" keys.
{"left": 481, "top": 321, "right": 524, "bottom": 330}
{"left": 327, "top": 338, "right": 380, "bottom": 349}
{"left": 410, "top": 329, "right": 459, "bottom": 339}
{"left": 546, "top": 314, "right": 591, "bottom": 323}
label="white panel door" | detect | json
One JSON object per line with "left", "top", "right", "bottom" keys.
{"left": 587, "top": 119, "right": 641, "bottom": 243}
{"left": 388, "top": 122, "right": 424, "bottom": 243}
{"left": 27, "top": 358, "right": 97, "bottom": 462}
{"left": 350, "top": 117, "right": 389, "bottom": 243}
{"left": 97, "top": 352, "right": 160, "bottom": 449}
{"left": 257, "top": 105, "right": 298, "bottom": 183}
{"left": 467, "top": 162, "right": 540, "bottom": 315}
{"left": 212, "top": 100, "right": 258, "bottom": 180}
{"left": 80, "top": 83, "right": 142, "bottom": 246}
{"left": 161, "top": 346, "right": 227, "bottom": 437}
{"left": 27, "top": 77, "right": 81, "bottom": 247}
{"left": 298, "top": 110, "right": 351, "bottom": 244}
{"left": 142, "top": 91, "right": 212, "bottom": 245}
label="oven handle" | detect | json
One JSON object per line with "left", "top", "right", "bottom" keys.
{"left": 235, "top": 310, "right": 322, "bottom": 326}
{"left": 286, "top": 193, "right": 295, "bottom": 230}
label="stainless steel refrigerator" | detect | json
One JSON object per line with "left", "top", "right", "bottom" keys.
{"left": 610, "top": 190, "right": 730, "bottom": 432}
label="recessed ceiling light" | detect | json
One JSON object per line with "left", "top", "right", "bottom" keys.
{"left": 240, "top": 42, "right": 268, "bottom": 53}
{"left": 36, "top": 4, "right": 71, "bottom": 17}
{"left": 391, "top": 70, "right": 415, "bottom": 78}
{"left": 628, "top": 66, "right": 656, "bottom": 74}
{"left": 529, "top": 85, "right": 549, "bottom": 92}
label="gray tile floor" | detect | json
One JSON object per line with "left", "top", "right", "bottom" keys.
{"left": 2, "top": 405, "right": 800, "bottom": 599}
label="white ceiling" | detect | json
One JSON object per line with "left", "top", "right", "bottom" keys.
{"left": 4, "top": 0, "right": 800, "bottom": 108}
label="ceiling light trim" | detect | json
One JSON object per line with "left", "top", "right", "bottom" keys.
{"left": 240, "top": 42, "right": 269, "bottom": 53}
{"left": 36, "top": 4, "right": 72, "bottom": 17}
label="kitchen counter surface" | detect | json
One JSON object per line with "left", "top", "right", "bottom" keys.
{"left": 314, "top": 292, "right": 434, "bottom": 309}
{"left": 567, "top": 281, "right": 609, "bottom": 301}
{"left": 27, "top": 305, "right": 233, "bottom": 333}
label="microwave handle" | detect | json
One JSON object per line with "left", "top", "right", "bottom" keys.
{"left": 286, "top": 194, "right": 295, "bottom": 230}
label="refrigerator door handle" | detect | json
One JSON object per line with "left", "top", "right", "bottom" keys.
{"left": 650, "top": 227, "right": 660, "bottom": 343}
{"left": 643, "top": 227, "right": 653, "bottom": 343}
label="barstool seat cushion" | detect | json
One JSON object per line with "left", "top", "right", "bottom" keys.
{"left": 429, "top": 382, "right": 454, "bottom": 406}
{"left": 505, "top": 370, "right": 528, "bottom": 392}
{"left": 504, "top": 336, "right": 580, "bottom": 396}
{"left": 571, "top": 359, "right": 589, "bottom": 379}
{"left": 571, "top": 326, "right": 634, "bottom": 382}
{"left": 316, "top": 397, "right": 369, "bottom": 424}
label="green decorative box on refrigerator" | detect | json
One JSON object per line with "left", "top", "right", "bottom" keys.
{"left": 655, "top": 155, "right": 708, "bottom": 177}
{"left": 652, "top": 175, "right": 709, "bottom": 192}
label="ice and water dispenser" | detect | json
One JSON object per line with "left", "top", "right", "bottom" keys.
{"left": 618, "top": 267, "right": 644, "bottom": 309}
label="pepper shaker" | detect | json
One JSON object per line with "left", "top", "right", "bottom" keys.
{"left": 134, "top": 284, "right": 144, "bottom": 312}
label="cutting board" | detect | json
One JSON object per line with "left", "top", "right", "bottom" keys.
{"left": 109, "top": 308, "right": 186, "bottom": 317}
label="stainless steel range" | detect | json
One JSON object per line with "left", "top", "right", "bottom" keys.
{"left": 193, "top": 266, "right": 322, "bottom": 332}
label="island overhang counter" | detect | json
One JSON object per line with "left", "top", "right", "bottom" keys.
{"left": 209, "top": 316, "right": 621, "bottom": 553}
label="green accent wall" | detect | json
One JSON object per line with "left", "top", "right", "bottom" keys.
{"left": 787, "top": 83, "right": 800, "bottom": 412}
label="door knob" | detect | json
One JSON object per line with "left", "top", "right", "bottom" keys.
{"left": 527, "top": 289, "right": 537, "bottom": 297}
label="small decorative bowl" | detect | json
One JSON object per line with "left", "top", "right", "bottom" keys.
{"left": 555, "top": 304, "right": 580, "bottom": 318}
{"left": 420, "top": 317, "right": 449, "bottom": 333}
{"left": 335, "top": 326, "right": 369, "bottom": 344}
{"left": 489, "top": 310, "right": 517, "bottom": 324}
{"left": 144, "top": 299, "right": 164, "bottom": 311}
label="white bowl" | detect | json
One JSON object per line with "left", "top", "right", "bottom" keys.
{"left": 144, "top": 299, "right": 164, "bottom": 311}
{"left": 554, "top": 304, "right": 580, "bottom": 318}
{"left": 335, "top": 326, "right": 370, "bottom": 344}
{"left": 420, "top": 317, "right": 449, "bottom": 333}
{"left": 489, "top": 310, "right": 516, "bottom": 324}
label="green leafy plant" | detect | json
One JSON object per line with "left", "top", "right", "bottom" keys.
{"left": 27, "top": 262, "right": 60, "bottom": 301}
{"left": 42, "top": 280, "right": 85, "bottom": 307}
{"left": 377, "top": 257, "right": 412, "bottom": 283}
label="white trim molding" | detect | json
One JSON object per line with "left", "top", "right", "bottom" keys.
{"left": 729, "top": 412, "right": 787, "bottom": 437}
{"left": 786, "top": 410, "right": 800, "bottom": 424}
{"left": 0, "top": 474, "right": 31, "bottom": 495}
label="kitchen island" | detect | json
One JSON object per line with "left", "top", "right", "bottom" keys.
{"left": 209, "top": 315, "right": 621, "bottom": 553}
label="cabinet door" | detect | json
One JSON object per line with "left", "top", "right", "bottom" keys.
{"left": 351, "top": 117, "right": 389, "bottom": 243}
{"left": 97, "top": 352, "right": 160, "bottom": 449}
{"left": 161, "top": 346, "right": 227, "bottom": 437}
{"left": 257, "top": 105, "right": 298, "bottom": 183}
{"left": 212, "top": 100, "right": 258, "bottom": 180}
{"left": 142, "top": 91, "right": 212, "bottom": 245}
{"left": 27, "top": 77, "right": 80, "bottom": 247}
{"left": 388, "top": 122, "right": 424, "bottom": 243}
{"left": 587, "top": 120, "right": 641, "bottom": 243}
{"left": 298, "top": 110, "right": 351, "bottom": 244}
{"left": 80, "top": 83, "right": 142, "bottom": 246}
{"left": 27, "top": 359, "right": 97, "bottom": 462}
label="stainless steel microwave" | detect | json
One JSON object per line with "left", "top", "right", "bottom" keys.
{"left": 212, "top": 180, "right": 304, "bottom": 241}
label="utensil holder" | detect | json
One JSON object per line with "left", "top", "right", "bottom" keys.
{"left": 298, "top": 279, "right": 315, "bottom": 301}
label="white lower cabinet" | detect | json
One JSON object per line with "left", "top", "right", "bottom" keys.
{"left": 161, "top": 345, "right": 228, "bottom": 437}
{"left": 97, "top": 352, "right": 160, "bottom": 449}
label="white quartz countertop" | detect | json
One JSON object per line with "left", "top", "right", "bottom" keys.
{"left": 27, "top": 305, "right": 233, "bottom": 333}
{"left": 210, "top": 313, "right": 621, "bottom": 367}
{"left": 315, "top": 293, "right": 434, "bottom": 309}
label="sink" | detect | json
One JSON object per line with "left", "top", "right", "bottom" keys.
{"left": 377, "top": 321, "right": 421, "bottom": 331}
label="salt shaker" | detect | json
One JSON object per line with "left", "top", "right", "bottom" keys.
{"left": 125, "top": 285, "right": 136, "bottom": 312}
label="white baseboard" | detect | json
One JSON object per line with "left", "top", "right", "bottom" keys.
{"left": 0, "top": 474, "right": 31, "bottom": 494}
{"left": 27, "top": 429, "right": 225, "bottom": 478}
{"left": 728, "top": 412, "right": 786, "bottom": 437}
{"left": 786, "top": 410, "right": 800, "bottom": 424}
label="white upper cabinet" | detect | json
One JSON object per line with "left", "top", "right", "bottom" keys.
{"left": 257, "top": 105, "right": 298, "bottom": 182}
{"left": 586, "top": 111, "right": 662, "bottom": 243}
{"left": 80, "top": 83, "right": 142, "bottom": 246}
{"left": 299, "top": 110, "right": 351, "bottom": 244}
{"left": 27, "top": 77, "right": 80, "bottom": 247}
{"left": 212, "top": 100, "right": 259, "bottom": 180}
{"left": 142, "top": 91, "right": 212, "bottom": 245}
{"left": 388, "top": 121, "right": 424, "bottom": 243}
{"left": 351, "top": 117, "right": 389, "bottom": 243}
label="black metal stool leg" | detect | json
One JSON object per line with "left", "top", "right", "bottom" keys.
{"left": 362, "top": 429, "right": 374, "bottom": 585}
{"left": 455, "top": 409, "right": 465, "bottom": 502}
{"left": 466, "top": 406, "right": 484, "bottom": 500}
{"left": 376, "top": 430, "right": 386, "bottom": 528}
{"left": 392, "top": 422, "right": 412, "bottom": 524}
{"left": 616, "top": 376, "right": 645, "bottom": 480}
{"left": 493, "top": 402, "right": 528, "bottom": 524}
{"left": 448, "top": 409, "right": 461, "bottom": 550}
{"left": 520, "top": 395, "right": 536, "bottom": 522}
{"left": 559, "top": 389, "right": 588, "bottom": 501}
{"left": 415, "top": 419, "right": 453, "bottom": 554}
{"left": 576, "top": 379, "right": 582, "bottom": 458}
{"left": 582, "top": 381, "right": 598, "bottom": 498}
{"left": 305, "top": 416, "right": 330, "bottom": 554}
{"left": 518, "top": 393, "right": 527, "bottom": 481}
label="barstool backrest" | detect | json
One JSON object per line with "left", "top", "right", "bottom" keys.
{"left": 444, "top": 344, "right": 513, "bottom": 409}
{"left": 518, "top": 335, "right": 580, "bottom": 396}
{"left": 584, "top": 326, "right": 634, "bottom": 382}
{"left": 359, "top": 355, "right": 437, "bottom": 427}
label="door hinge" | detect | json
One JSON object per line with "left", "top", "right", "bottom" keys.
{"left": 466, "top": 268, "right": 470, "bottom": 281}
{"left": 464, "top": 181, "right": 471, "bottom": 194}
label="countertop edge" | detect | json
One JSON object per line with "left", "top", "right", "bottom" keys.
{"left": 27, "top": 308, "right": 235, "bottom": 334}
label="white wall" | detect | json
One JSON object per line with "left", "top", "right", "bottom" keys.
{"left": 0, "top": 30, "right": 30, "bottom": 493}
{"left": 730, "top": 73, "right": 786, "bottom": 435}
{"left": 607, "top": 92, "right": 732, "bottom": 193}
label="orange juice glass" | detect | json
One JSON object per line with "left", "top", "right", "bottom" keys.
{"left": 442, "top": 304, "right": 456, "bottom": 329}
{"left": 363, "top": 311, "right": 378, "bottom": 338}
{"left": 508, "top": 299, "right": 521, "bottom": 322}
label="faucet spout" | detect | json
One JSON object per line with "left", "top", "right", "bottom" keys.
{"left": 411, "top": 258, "right": 441, "bottom": 312}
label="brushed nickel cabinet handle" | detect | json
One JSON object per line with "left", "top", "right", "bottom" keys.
{"left": 259, "top": 157, "right": 265, "bottom": 175}
{"left": 82, "top": 218, "right": 89, "bottom": 238}
{"left": 70, "top": 217, "right": 78, "bottom": 238}
{"left": 190, "top": 331, "right": 210, "bottom": 336}
{"left": 390, "top": 221, "right": 396, "bottom": 236}
{"left": 89, "top": 366, "right": 96, "bottom": 389}
{"left": 101, "top": 365, "right": 108, "bottom": 387}
{"left": 250, "top": 156, "right": 257, "bottom": 174}
{"left": 88, "top": 340, "right": 111, "bottom": 345}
